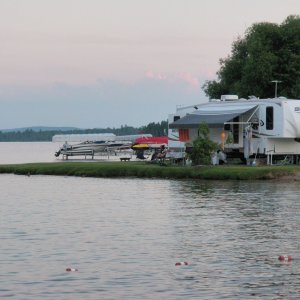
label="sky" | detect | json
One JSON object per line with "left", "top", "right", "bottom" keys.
{"left": 0, "top": 0, "right": 299, "bottom": 129}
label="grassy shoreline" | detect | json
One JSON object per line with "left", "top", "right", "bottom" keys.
{"left": 0, "top": 161, "right": 299, "bottom": 180}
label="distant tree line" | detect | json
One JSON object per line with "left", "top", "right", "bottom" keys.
{"left": 0, "top": 121, "right": 168, "bottom": 142}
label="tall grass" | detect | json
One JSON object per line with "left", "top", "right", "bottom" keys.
{"left": 0, "top": 161, "right": 299, "bottom": 180}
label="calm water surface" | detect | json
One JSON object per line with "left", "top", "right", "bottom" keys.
{"left": 0, "top": 142, "right": 58, "bottom": 164}
{"left": 0, "top": 143, "right": 300, "bottom": 299}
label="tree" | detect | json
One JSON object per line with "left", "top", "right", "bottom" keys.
{"left": 140, "top": 121, "right": 168, "bottom": 136}
{"left": 0, "top": 120, "right": 169, "bottom": 141}
{"left": 203, "top": 15, "right": 300, "bottom": 99}
{"left": 189, "top": 123, "right": 219, "bottom": 165}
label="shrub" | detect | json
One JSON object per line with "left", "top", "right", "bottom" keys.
{"left": 189, "top": 123, "right": 219, "bottom": 165}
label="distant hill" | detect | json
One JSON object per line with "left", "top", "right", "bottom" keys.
{"left": 0, "top": 126, "right": 80, "bottom": 133}
{"left": 0, "top": 121, "right": 168, "bottom": 141}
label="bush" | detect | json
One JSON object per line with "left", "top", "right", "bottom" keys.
{"left": 189, "top": 123, "right": 219, "bottom": 165}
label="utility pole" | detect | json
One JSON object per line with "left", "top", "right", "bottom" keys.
{"left": 271, "top": 80, "right": 282, "bottom": 98}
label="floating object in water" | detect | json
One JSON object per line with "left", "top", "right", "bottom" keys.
{"left": 175, "top": 262, "right": 189, "bottom": 266}
{"left": 66, "top": 267, "right": 78, "bottom": 272}
{"left": 278, "top": 255, "right": 292, "bottom": 262}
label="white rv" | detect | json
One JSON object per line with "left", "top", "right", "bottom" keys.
{"left": 169, "top": 96, "right": 300, "bottom": 164}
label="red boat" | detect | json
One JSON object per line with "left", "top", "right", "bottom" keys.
{"left": 133, "top": 136, "right": 168, "bottom": 149}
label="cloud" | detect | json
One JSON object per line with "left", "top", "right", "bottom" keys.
{"left": 145, "top": 70, "right": 201, "bottom": 90}
{"left": 177, "top": 72, "right": 200, "bottom": 88}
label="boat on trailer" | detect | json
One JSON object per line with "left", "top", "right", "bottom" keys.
{"left": 169, "top": 96, "right": 300, "bottom": 165}
{"left": 54, "top": 140, "right": 133, "bottom": 158}
{"left": 53, "top": 133, "right": 152, "bottom": 159}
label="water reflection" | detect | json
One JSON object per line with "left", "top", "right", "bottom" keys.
{"left": 1, "top": 175, "right": 300, "bottom": 299}
{"left": 169, "top": 179, "right": 300, "bottom": 299}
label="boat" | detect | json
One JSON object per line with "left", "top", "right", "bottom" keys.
{"left": 132, "top": 136, "right": 168, "bottom": 149}
{"left": 131, "top": 136, "right": 168, "bottom": 160}
{"left": 53, "top": 133, "right": 152, "bottom": 159}
{"left": 55, "top": 140, "right": 132, "bottom": 158}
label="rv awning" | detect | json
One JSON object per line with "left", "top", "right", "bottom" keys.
{"left": 169, "top": 104, "right": 257, "bottom": 129}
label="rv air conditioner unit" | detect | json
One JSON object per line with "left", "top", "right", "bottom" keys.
{"left": 220, "top": 95, "right": 239, "bottom": 101}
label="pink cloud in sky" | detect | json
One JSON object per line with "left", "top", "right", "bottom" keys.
{"left": 177, "top": 72, "right": 200, "bottom": 88}
{"left": 145, "top": 70, "right": 200, "bottom": 89}
{"left": 145, "top": 70, "right": 155, "bottom": 78}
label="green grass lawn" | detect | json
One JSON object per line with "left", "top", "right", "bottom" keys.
{"left": 0, "top": 161, "right": 299, "bottom": 180}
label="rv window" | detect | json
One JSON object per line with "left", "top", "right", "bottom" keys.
{"left": 173, "top": 116, "right": 180, "bottom": 122}
{"left": 266, "top": 107, "right": 273, "bottom": 130}
{"left": 224, "top": 124, "right": 231, "bottom": 131}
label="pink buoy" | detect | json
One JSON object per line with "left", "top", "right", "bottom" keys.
{"left": 278, "top": 255, "right": 292, "bottom": 262}
{"left": 175, "top": 262, "right": 188, "bottom": 266}
{"left": 66, "top": 267, "right": 78, "bottom": 272}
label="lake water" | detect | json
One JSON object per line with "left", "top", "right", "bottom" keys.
{"left": 1, "top": 143, "right": 300, "bottom": 299}
{"left": 0, "top": 142, "right": 59, "bottom": 164}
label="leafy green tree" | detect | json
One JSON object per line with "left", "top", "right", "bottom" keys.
{"left": 203, "top": 15, "right": 300, "bottom": 99}
{"left": 140, "top": 121, "right": 168, "bottom": 136}
{"left": 189, "top": 123, "right": 219, "bottom": 165}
